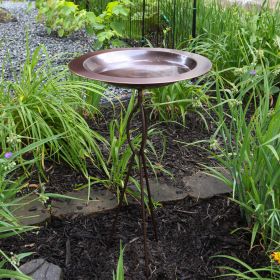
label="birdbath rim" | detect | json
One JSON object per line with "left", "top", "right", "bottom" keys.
{"left": 68, "top": 47, "right": 212, "bottom": 89}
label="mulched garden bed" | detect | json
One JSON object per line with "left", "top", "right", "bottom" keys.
{"left": 2, "top": 196, "right": 268, "bottom": 280}
{"left": 4, "top": 102, "right": 268, "bottom": 279}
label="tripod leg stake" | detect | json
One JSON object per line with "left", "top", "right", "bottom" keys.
{"left": 111, "top": 89, "right": 158, "bottom": 278}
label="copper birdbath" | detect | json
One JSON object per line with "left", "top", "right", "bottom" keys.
{"left": 69, "top": 48, "right": 211, "bottom": 278}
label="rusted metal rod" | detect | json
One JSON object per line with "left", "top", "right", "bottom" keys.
{"left": 111, "top": 88, "right": 158, "bottom": 278}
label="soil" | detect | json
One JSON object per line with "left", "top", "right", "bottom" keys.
{"left": 2, "top": 196, "right": 268, "bottom": 280}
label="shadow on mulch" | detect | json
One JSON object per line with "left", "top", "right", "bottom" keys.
{"left": 2, "top": 196, "right": 268, "bottom": 280}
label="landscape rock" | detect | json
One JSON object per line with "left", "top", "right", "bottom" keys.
{"left": 183, "top": 170, "right": 232, "bottom": 199}
{"left": 128, "top": 179, "right": 188, "bottom": 203}
{"left": 11, "top": 259, "right": 63, "bottom": 280}
{"left": 12, "top": 195, "right": 50, "bottom": 226}
{"left": 51, "top": 188, "right": 118, "bottom": 218}
{"left": 12, "top": 172, "right": 232, "bottom": 225}
{"left": 0, "top": 7, "right": 16, "bottom": 23}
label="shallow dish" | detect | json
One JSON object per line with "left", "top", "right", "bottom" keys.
{"left": 69, "top": 48, "right": 212, "bottom": 88}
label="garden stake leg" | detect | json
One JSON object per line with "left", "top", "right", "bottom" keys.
{"left": 138, "top": 89, "right": 150, "bottom": 277}
{"left": 140, "top": 94, "right": 158, "bottom": 241}
{"left": 138, "top": 148, "right": 149, "bottom": 278}
{"left": 142, "top": 151, "right": 158, "bottom": 241}
{"left": 111, "top": 88, "right": 159, "bottom": 278}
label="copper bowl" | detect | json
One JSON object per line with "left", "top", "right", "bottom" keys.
{"left": 69, "top": 48, "right": 212, "bottom": 88}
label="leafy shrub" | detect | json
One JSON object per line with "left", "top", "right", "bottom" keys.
{"left": 86, "top": 0, "right": 130, "bottom": 49}
{"left": 0, "top": 45, "right": 107, "bottom": 174}
{"left": 36, "top": 0, "right": 87, "bottom": 37}
{"left": 36, "top": 0, "right": 131, "bottom": 48}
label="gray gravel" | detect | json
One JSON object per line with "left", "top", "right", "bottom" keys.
{"left": 0, "top": 1, "right": 131, "bottom": 102}
{"left": 0, "top": 1, "right": 92, "bottom": 73}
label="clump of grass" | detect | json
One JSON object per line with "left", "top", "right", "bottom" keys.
{"left": 150, "top": 78, "right": 211, "bottom": 126}
{"left": 183, "top": 0, "right": 280, "bottom": 80}
{"left": 202, "top": 63, "right": 280, "bottom": 248}
{"left": 213, "top": 253, "right": 280, "bottom": 279}
{"left": 0, "top": 44, "right": 108, "bottom": 175}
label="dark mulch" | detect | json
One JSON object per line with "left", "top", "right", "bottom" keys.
{"left": 2, "top": 196, "right": 268, "bottom": 280}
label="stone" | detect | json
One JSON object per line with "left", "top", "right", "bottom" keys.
{"left": 51, "top": 188, "right": 118, "bottom": 218}
{"left": 183, "top": 170, "right": 232, "bottom": 199}
{"left": 11, "top": 259, "right": 63, "bottom": 280}
{"left": 12, "top": 195, "right": 50, "bottom": 226}
{"left": 128, "top": 179, "right": 188, "bottom": 203}
{"left": 0, "top": 8, "right": 16, "bottom": 23}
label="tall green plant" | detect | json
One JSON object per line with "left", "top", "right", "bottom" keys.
{"left": 202, "top": 65, "right": 280, "bottom": 248}
{"left": 150, "top": 79, "right": 210, "bottom": 126}
{"left": 113, "top": 242, "right": 125, "bottom": 280}
{"left": 91, "top": 95, "right": 165, "bottom": 205}
{"left": 1, "top": 44, "right": 107, "bottom": 175}
{"left": 183, "top": 0, "right": 280, "bottom": 80}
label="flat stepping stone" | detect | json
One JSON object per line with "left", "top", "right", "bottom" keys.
{"left": 0, "top": 8, "right": 16, "bottom": 23}
{"left": 12, "top": 195, "right": 50, "bottom": 226}
{"left": 128, "top": 179, "right": 187, "bottom": 203}
{"left": 11, "top": 259, "right": 63, "bottom": 280}
{"left": 183, "top": 171, "right": 232, "bottom": 199}
{"left": 12, "top": 170, "right": 231, "bottom": 225}
{"left": 51, "top": 188, "right": 118, "bottom": 218}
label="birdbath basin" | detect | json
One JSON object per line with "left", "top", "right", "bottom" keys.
{"left": 69, "top": 48, "right": 212, "bottom": 88}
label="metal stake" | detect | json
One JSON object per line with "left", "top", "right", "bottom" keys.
{"left": 112, "top": 88, "right": 158, "bottom": 278}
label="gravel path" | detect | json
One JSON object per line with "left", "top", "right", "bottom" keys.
{"left": 0, "top": 1, "right": 131, "bottom": 102}
{"left": 0, "top": 1, "right": 93, "bottom": 74}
